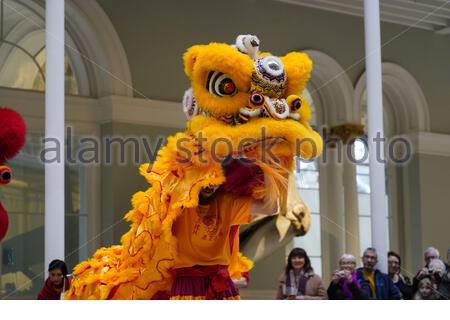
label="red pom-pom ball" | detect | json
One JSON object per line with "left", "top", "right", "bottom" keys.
{"left": 0, "top": 107, "right": 27, "bottom": 165}
{"left": 0, "top": 202, "right": 8, "bottom": 241}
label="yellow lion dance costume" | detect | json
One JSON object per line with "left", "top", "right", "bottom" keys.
{"left": 66, "top": 35, "right": 322, "bottom": 299}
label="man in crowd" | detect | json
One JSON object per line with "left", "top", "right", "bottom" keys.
{"left": 356, "top": 247, "right": 401, "bottom": 299}
{"left": 424, "top": 247, "right": 449, "bottom": 269}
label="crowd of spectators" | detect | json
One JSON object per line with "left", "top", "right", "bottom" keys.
{"left": 277, "top": 246, "right": 450, "bottom": 300}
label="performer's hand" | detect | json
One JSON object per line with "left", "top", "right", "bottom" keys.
{"left": 198, "top": 185, "right": 220, "bottom": 205}
{"left": 200, "top": 185, "right": 219, "bottom": 197}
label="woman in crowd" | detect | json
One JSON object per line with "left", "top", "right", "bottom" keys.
{"left": 276, "top": 247, "right": 327, "bottom": 300}
{"left": 37, "top": 259, "right": 72, "bottom": 300}
{"left": 388, "top": 251, "right": 413, "bottom": 299}
{"left": 327, "top": 253, "right": 369, "bottom": 300}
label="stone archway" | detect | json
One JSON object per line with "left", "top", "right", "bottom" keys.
{"left": 304, "top": 50, "right": 355, "bottom": 127}
{"left": 65, "top": 0, "right": 133, "bottom": 97}
{"left": 354, "top": 62, "right": 430, "bottom": 136}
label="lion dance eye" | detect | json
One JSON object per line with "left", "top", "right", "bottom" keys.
{"left": 0, "top": 166, "right": 12, "bottom": 185}
{"left": 206, "top": 71, "right": 237, "bottom": 97}
{"left": 250, "top": 92, "right": 265, "bottom": 106}
{"left": 290, "top": 98, "right": 302, "bottom": 112}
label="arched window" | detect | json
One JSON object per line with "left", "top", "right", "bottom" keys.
{"left": 0, "top": 0, "right": 90, "bottom": 95}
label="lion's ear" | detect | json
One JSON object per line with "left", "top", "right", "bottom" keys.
{"left": 183, "top": 45, "right": 204, "bottom": 79}
{"left": 280, "top": 52, "right": 313, "bottom": 97}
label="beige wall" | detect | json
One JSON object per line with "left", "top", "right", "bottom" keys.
{"left": 97, "top": 0, "right": 450, "bottom": 133}
{"left": 418, "top": 154, "right": 450, "bottom": 264}
{"left": 394, "top": 155, "right": 423, "bottom": 275}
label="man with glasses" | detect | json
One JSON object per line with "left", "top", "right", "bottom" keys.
{"left": 356, "top": 247, "right": 401, "bottom": 299}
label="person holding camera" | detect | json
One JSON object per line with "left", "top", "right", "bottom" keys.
{"left": 413, "top": 259, "right": 449, "bottom": 299}
{"left": 37, "top": 259, "right": 72, "bottom": 300}
{"left": 327, "top": 254, "right": 369, "bottom": 300}
{"left": 413, "top": 246, "right": 449, "bottom": 296}
{"left": 427, "top": 259, "right": 449, "bottom": 299}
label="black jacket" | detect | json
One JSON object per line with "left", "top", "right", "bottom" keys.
{"left": 327, "top": 280, "right": 369, "bottom": 300}
{"left": 436, "top": 271, "right": 450, "bottom": 299}
{"left": 393, "top": 276, "right": 413, "bottom": 300}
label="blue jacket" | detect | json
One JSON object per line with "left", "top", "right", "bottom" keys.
{"left": 356, "top": 267, "right": 401, "bottom": 300}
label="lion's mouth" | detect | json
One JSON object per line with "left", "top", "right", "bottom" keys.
{"left": 220, "top": 158, "right": 265, "bottom": 197}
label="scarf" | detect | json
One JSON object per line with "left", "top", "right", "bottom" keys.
{"left": 341, "top": 272, "right": 361, "bottom": 299}
{"left": 285, "top": 269, "right": 308, "bottom": 296}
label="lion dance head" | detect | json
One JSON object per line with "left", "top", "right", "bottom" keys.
{"left": 178, "top": 35, "right": 322, "bottom": 203}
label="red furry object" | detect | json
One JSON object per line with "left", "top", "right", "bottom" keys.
{"left": 222, "top": 159, "right": 264, "bottom": 196}
{"left": 0, "top": 107, "right": 27, "bottom": 241}
{"left": 0, "top": 107, "right": 27, "bottom": 165}
{"left": 0, "top": 202, "right": 8, "bottom": 241}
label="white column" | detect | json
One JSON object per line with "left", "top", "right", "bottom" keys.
{"left": 364, "top": 0, "right": 388, "bottom": 273}
{"left": 45, "top": 0, "right": 65, "bottom": 272}
{"left": 343, "top": 155, "right": 360, "bottom": 258}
